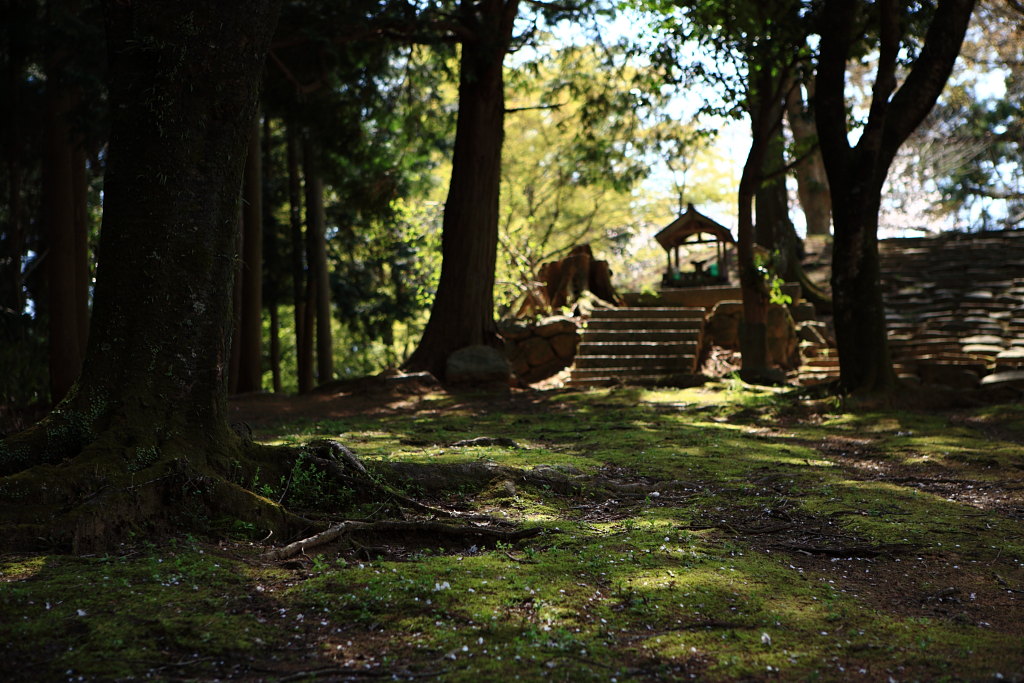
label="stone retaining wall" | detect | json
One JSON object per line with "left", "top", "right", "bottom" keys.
{"left": 499, "top": 316, "right": 581, "bottom": 383}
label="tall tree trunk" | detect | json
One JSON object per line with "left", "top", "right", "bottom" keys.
{"left": 737, "top": 67, "right": 789, "bottom": 384}
{"left": 236, "top": 115, "right": 264, "bottom": 393}
{"left": 228, "top": 212, "right": 243, "bottom": 393}
{"left": 286, "top": 126, "right": 313, "bottom": 393}
{"left": 263, "top": 116, "right": 282, "bottom": 394}
{"left": 830, "top": 175, "right": 895, "bottom": 393}
{"left": 785, "top": 79, "right": 832, "bottom": 237}
{"left": 757, "top": 123, "right": 833, "bottom": 311}
{"left": 816, "top": 0, "right": 975, "bottom": 394}
{"left": 737, "top": 136, "right": 771, "bottom": 381}
{"left": 403, "top": 0, "right": 519, "bottom": 380}
{"left": 754, "top": 131, "right": 792, "bottom": 252}
{"left": 42, "top": 31, "right": 85, "bottom": 403}
{"left": 303, "top": 139, "right": 332, "bottom": 385}
{"left": 0, "top": 0, "right": 286, "bottom": 552}
{"left": 72, "top": 146, "right": 90, "bottom": 347}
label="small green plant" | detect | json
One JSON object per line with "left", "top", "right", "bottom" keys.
{"left": 280, "top": 453, "right": 352, "bottom": 510}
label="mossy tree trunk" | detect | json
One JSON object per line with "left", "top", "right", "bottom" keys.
{"left": 403, "top": 0, "right": 519, "bottom": 380}
{"left": 0, "top": 0, "right": 291, "bottom": 552}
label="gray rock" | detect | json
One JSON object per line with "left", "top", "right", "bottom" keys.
{"left": 446, "top": 345, "right": 511, "bottom": 384}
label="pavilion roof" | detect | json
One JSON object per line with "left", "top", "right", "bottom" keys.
{"left": 654, "top": 203, "right": 735, "bottom": 251}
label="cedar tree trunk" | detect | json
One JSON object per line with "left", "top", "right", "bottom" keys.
{"left": 43, "top": 18, "right": 89, "bottom": 403}
{"left": 303, "top": 139, "right": 333, "bottom": 385}
{"left": 816, "top": 0, "right": 975, "bottom": 394}
{"left": 403, "top": 0, "right": 519, "bottom": 380}
{"left": 236, "top": 115, "right": 265, "bottom": 393}
{"left": 0, "top": 0, "right": 293, "bottom": 552}
{"left": 286, "top": 125, "right": 314, "bottom": 393}
{"left": 263, "top": 116, "right": 283, "bottom": 394}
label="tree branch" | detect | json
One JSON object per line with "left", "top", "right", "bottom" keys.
{"left": 881, "top": 0, "right": 977, "bottom": 160}
{"left": 504, "top": 102, "right": 565, "bottom": 114}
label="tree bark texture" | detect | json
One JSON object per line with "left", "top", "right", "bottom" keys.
{"left": 785, "top": 79, "right": 831, "bottom": 237}
{"left": 43, "top": 7, "right": 90, "bottom": 403}
{"left": 236, "top": 115, "right": 264, "bottom": 393}
{"left": 816, "top": 0, "right": 975, "bottom": 394}
{"left": 737, "top": 137, "right": 770, "bottom": 379}
{"left": 303, "top": 139, "right": 333, "bottom": 386}
{"left": 738, "top": 67, "right": 789, "bottom": 382}
{"left": 403, "top": 0, "right": 519, "bottom": 380}
{"left": 286, "top": 126, "right": 313, "bottom": 393}
{"left": 263, "top": 116, "right": 283, "bottom": 394}
{"left": 0, "top": 0, "right": 285, "bottom": 551}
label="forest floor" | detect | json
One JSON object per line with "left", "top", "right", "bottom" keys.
{"left": 2, "top": 380, "right": 1024, "bottom": 681}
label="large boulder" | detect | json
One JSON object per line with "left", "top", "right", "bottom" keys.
{"left": 446, "top": 345, "right": 511, "bottom": 385}
{"left": 706, "top": 300, "right": 744, "bottom": 349}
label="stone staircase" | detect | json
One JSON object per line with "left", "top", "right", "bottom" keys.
{"left": 879, "top": 229, "right": 1024, "bottom": 388}
{"left": 797, "top": 229, "right": 1024, "bottom": 388}
{"left": 567, "top": 307, "right": 705, "bottom": 387}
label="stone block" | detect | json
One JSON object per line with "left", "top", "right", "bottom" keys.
{"left": 550, "top": 332, "right": 579, "bottom": 360}
{"left": 521, "top": 336, "right": 556, "bottom": 367}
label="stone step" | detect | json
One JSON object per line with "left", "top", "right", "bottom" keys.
{"left": 586, "top": 318, "right": 705, "bottom": 332}
{"left": 798, "top": 370, "right": 840, "bottom": 385}
{"left": 589, "top": 307, "right": 706, "bottom": 320}
{"left": 573, "top": 355, "right": 698, "bottom": 372}
{"left": 577, "top": 341, "right": 699, "bottom": 357}
{"left": 566, "top": 373, "right": 702, "bottom": 388}
{"left": 582, "top": 329, "right": 702, "bottom": 343}
{"left": 802, "top": 357, "right": 840, "bottom": 368}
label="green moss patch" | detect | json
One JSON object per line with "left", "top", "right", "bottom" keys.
{"left": 3, "top": 385, "right": 1024, "bottom": 680}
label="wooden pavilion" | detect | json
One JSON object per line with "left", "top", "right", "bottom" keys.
{"left": 655, "top": 203, "right": 735, "bottom": 288}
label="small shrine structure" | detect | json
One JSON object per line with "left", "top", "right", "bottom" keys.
{"left": 655, "top": 203, "right": 735, "bottom": 288}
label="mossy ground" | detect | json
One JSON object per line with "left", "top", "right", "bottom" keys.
{"left": 2, "top": 383, "right": 1023, "bottom": 681}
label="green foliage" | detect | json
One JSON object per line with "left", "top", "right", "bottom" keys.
{"left": 497, "top": 36, "right": 732, "bottom": 308}
{"left": 251, "top": 452, "right": 353, "bottom": 510}
{"left": 900, "top": 4, "right": 1024, "bottom": 231}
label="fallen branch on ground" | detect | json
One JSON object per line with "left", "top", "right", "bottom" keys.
{"left": 261, "top": 519, "right": 542, "bottom": 562}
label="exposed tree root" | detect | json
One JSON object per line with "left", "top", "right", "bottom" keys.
{"left": 301, "top": 440, "right": 514, "bottom": 524}
{"left": 373, "top": 459, "right": 696, "bottom": 500}
{"left": 260, "top": 519, "right": 542, "bottom": 562}
{"left": 0, "top": 427, "right": 312, "bottom": 553}
{"left": 257, "top": 439, "right": 697, "bottom": 564}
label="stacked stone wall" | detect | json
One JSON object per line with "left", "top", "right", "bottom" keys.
{"left": 500, "top": 316, "right": 581, "bottom": 383}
